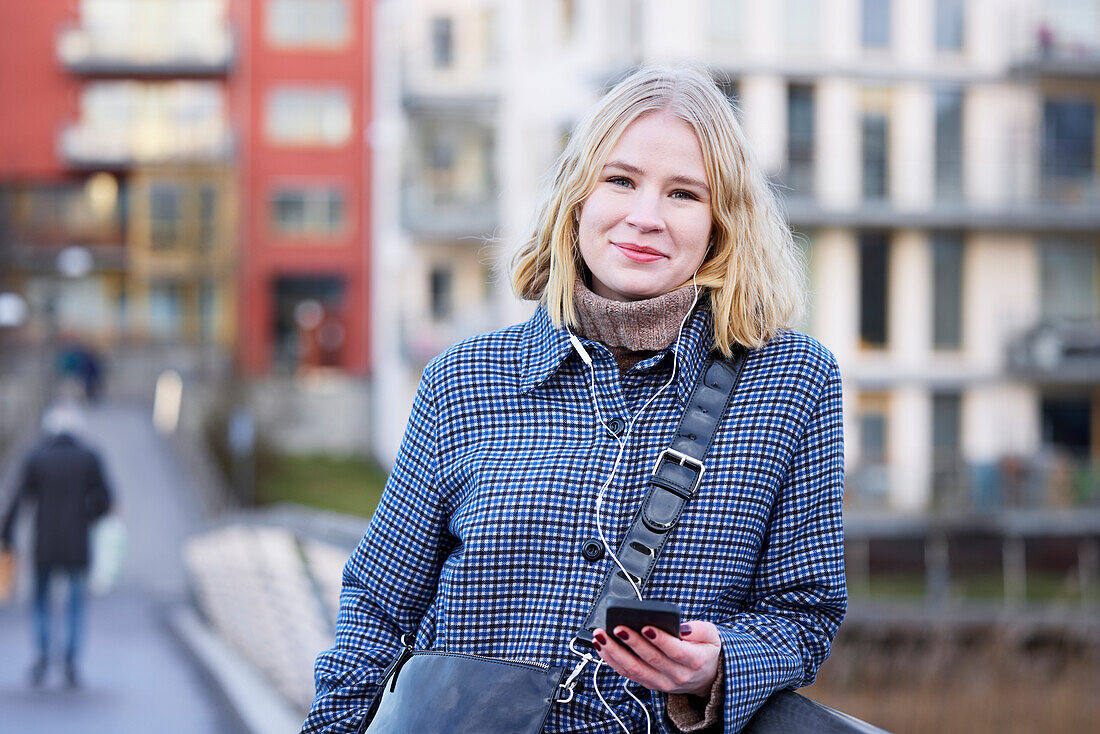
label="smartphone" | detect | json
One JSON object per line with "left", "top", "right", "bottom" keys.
{"left": 604, "top": 598, "right": 681, "bottom": 639}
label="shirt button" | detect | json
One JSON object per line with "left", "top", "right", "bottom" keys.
{"left": 605, "top": 417, "right": 626, "bottom": 438}
{"left": 581, "top": 539, "right": 605, "bottom": 562}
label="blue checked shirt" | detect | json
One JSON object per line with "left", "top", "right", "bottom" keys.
{"left": 303, "top": 303, "right": 846, "bottom": 734}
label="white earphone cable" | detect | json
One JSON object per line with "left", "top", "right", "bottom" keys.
{"left": 569, "top": 273, "right": 702, "bottom": 734}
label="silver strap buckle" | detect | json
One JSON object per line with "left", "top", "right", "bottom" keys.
{"left": 651, "top": 448, "right": 706, "bottom": 493}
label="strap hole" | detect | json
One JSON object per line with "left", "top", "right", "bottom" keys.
{"left": 615, "top": 570, "right": 642, "bottom": 585}
{"left": 629, "top": 541, "right": 656, "bottom": 556}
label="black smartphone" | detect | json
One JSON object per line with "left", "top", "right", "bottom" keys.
{"left": 604, "top": 598, "right": 681, "bottom": 639}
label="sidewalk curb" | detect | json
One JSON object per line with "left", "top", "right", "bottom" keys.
{"left": 169, "top": 605, "right": 302, "bottom": 734}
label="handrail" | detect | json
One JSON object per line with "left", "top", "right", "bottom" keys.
{"left": 744, "top": 691, "right": 891, "bottom": 734}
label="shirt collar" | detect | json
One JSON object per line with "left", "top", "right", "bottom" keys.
{"left": 518, "top": 305, "right": 575, "bottom": 395}
{"left": 670, "top": 304, "right": 714, "bottom": 407}
{"left": 519, "top": 300, "right": 716, "bottom": 405}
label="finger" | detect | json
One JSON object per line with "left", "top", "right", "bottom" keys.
{"left": 611, "top": 625, "right": 666, "bottom": 665}
{"left": 678, "top": 620, "right": 721, "bottom": 645}
{"left": 645, "top": 620, "right": 721, "bottom": 665}
{"left": 592, "top": 628, "right": 671, "bottom": 690}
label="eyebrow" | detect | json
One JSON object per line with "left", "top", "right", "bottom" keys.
{"left": 602, "top": 160, "right": 711, "bottom": 195}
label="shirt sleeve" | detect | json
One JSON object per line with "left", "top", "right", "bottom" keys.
{"left": 665, "top": 650, "right": 725, "bottom": 732}
{"left": 301, "top": 368, "right": 454, "bottom": 734}
{"left": 662, "top": 355, "right": 847, "bottom": 733}
{"left": 1, "top": 456, "right": 35, "bottom": 549}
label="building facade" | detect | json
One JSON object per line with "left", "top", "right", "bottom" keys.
{"left": 373, "top": 0, "right": 1100, "bottom": 512}
{"left": 0, "top": 0, "right": 373, "bottom": 381}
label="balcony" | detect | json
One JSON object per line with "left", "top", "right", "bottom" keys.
{"left": 400, "top": 185, "right": 498, "bottom": 239}
{"left": 847, "top": 453, "right": 1100, "bottom": 512}
{"left": 59, "top": 121, "right": 233, "bottom": 169}
{"left": 57, "top": 25, "right": 234, "bottom": 77}
{"left": 1007, "top": 321, "right": 1100, "bottom": 385}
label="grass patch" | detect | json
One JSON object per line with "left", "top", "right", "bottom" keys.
{"left": 257, "top": 453, "right": 389, "bottom": 518}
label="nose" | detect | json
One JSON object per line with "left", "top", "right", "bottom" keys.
{"left": 624, "top": 190, "right": 664, "bottom": 233}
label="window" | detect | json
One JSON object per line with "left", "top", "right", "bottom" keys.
{"left": 432, "top": 16, "right": 454, "bottom": 67}
{"left": 786, "top": 0, "right": 819, "bottom": 52}
{"left": 859, "top": 233, "right": 889, "bottom": 348}
{"left": 932, "top": 233, "right": 963, "bottom": 350}
{"left": 1041, "top": 396, "right": 1092, "bottom": 459}
{"left": 270, "top": 187, "right": 346, "bottom": 237}
{"left": 787, "top": 84, "right": 815, "bottom": 196}
{"left": 266, "top": 87, "right": 351, "bottom": 146}
{"left": 931, "top": 392, "right": 964, "bottom": 505}
{"left": 862, "top": 112, "right": 889, "bottom": 200}
{"left": 199, "top": 184, "right": 217, "bottom": 250}
{"left": 1041, "top": 98, "right": 1095, "bottom": 202}
{"left": 935, "top": 0, "right": 965, "bottom": 50}
{"left": 267, "top": 0, "right": 349, "bottom": 48}
{"left": 932, "top": 393, "right": 961, "bottom": 456}
{"left": 1041, "top": 239, "right": 1100, "bottom": 322}
{"left": 852, "top": 392, "right": 891, "bottom": 503}
{"left": 149, "top": 279, "right": 183, "bottom": 338}
{"left": 199, "top": 280, "right": 218, "bottom": 341}
{"left": 862, "top": 0, "right": 891, "bottom": 49}
{"left": 429, "top": 266, "right": 453, "bottom": 320}
{"left": 150, "top": 182, "right": 182, "bottom": 248}
{"left": 858, "top": 392, "right": 890, "bottom": 464}
{"left": 934, "top": 87, "right": 964, "bottom": 200}
{"left": 273, "top": 275, "right": 346, "bottom": 369}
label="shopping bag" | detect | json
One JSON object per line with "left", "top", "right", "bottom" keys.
{"left": 0, "top": 549, "right": 15, "bottom": 604}
{"left": 89, "top": 515, "right": 127, "bottom": 595}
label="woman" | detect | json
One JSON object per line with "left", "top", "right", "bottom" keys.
{"left": 303, "top": 65, "right": 845, "bottom": 734}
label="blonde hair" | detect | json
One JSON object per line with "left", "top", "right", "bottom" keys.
{"left": 510, "top": 65, "right": 805, "bottom": 354}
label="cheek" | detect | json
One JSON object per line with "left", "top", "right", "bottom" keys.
{"left": 680, "top": 217, "right": 713, "bottom": 265}
{"left": 577, "top": 196, "right": 613, "bottom": 252}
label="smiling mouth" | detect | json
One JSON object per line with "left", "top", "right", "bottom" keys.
{"left": 613, "top": 242, "right": 665, "bottom": 263}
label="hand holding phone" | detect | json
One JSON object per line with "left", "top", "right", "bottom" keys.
{"left": 604, "top": 598, "right": 681, "bottom": 639}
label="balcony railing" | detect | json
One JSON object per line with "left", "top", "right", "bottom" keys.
{"left": 846, "top": 453, "right": 1100, "bottom": 512}
{"left": 1007, "top": 321, "right": 1100, "bottom": 383}
{"left": 59, "top": 123, "right": 234, "bottom": 168}
{"left": 57, "top": 25, "right": 234, "bottom": 76}
{"left": 400, "top": 185, "right": 498, "bottom": 239}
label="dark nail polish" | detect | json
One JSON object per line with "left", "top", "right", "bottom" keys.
{"left": 594, "top": 632, "right": 607, "bottom": 646}
{"left": 643, "top": 627, "right": 657, "bottom": 640}
{"left": 615, "top": 629, "right": 629, "bottom": 641}
{"left": 680, "top": 624, "right": 692, "bottom": 636}
{"left": 593, "top": 640, "right": 602, "bottom": 652}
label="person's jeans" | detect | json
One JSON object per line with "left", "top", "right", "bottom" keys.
{"left": 32, "top": 566, "right": 86, "bottom": 664}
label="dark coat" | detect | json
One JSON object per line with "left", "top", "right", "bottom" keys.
{"left": 1, "top": 433, "right": 112, "bottom": 571}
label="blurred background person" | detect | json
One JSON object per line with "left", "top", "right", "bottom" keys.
{"left": 1, "top": 403, "right": 113, "bottom": 688}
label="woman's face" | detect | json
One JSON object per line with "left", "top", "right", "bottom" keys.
{"left": 577, "top": 110, "right": 713, "bottom": 302}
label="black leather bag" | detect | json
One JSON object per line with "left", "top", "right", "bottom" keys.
{"left": 360, "top": 647, "right": 566, "bottom": 734}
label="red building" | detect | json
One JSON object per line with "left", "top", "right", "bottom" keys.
{"left": 237, "top": 0, "right": 371, "bottom": 374}
{"left": 0, "top": 0, "right": 372, "bottom": 376}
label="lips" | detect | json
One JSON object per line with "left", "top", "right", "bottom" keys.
{"left": 613, "top": 242, "right": 665, "bottom": 263}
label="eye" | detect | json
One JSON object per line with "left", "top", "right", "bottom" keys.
{"left": 606, "top": 175, "right": 634, "bottom": 189}
{"left": 670, "top": 189, "right": 700, "bottom": 201}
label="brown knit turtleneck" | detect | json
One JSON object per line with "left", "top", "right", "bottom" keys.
{"left": 571, "top": 278, "right": 699, "bottom": 373}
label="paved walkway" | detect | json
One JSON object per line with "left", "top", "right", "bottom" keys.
{"left": 0, "top": 402, "right": 246, "bottom": 734}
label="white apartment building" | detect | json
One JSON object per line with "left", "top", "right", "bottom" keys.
{"left": 371, "top": 0, "right": 1100, "bottom": 513}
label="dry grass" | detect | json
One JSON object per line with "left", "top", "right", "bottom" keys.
{"left": 804, "top": 625, "right": 1100, "bottom": 733}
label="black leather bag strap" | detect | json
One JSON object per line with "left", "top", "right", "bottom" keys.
{"left": 576, "top": 347, "right": 748, "bottom": 643}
